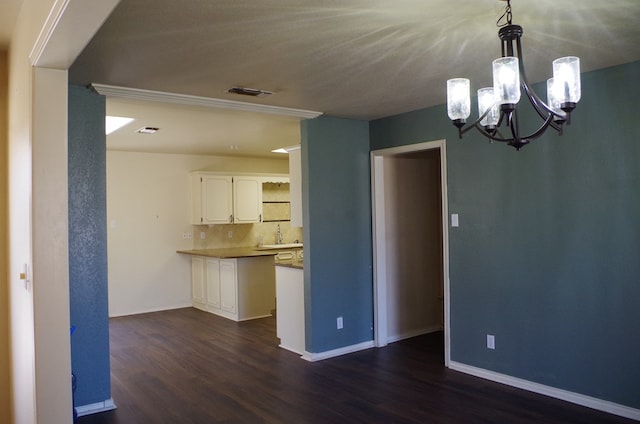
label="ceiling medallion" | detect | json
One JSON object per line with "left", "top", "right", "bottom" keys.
{"left": 446, "top": 0, "right": 581, "bottom": 150}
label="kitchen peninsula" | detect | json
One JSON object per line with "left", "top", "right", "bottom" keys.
{"left": 178, "top": 246, "right": 306, "bottom": 355}
{"left": 177, "top": 248, "right": 277, "bottom": 322}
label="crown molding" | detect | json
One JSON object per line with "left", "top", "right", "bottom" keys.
{"left": 90, "top": 83, "right": 323, "bottom": 120}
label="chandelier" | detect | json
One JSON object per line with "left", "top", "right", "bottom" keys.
{"left": 446, "top": 0, "right": 581, "bottom": 150}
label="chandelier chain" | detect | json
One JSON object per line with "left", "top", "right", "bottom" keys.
{"left": 497, "top": 0, "right": 513, "bottom": 27}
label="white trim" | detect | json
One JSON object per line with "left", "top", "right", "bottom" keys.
{"left": 385, "top": 325, "right": 443, "bottom": 344}
{"left": 301, "top": 341, "right": 375, "bottom": 362}
{"left": 450, "top": 362, "right": 640, "bottom": 421}
{"left": 91, "top": 84, "right": 324, "bottom": 120}
{"left": 29, "top": 0, "right": 70, "bottom": 65}
{"left": 75, "top": 398, "right": 117, "bottom": 417}
{"left": 30, "top": 0, "right": 121, "bottom": 68}
{"left": 278, "top": 344, "right": 304, "bottom": 356}
{"left": 370, "top": 139, "right": 451, "bottom": 367}
{"left": 371, "top": 154, "right": 388, "bottom": 348}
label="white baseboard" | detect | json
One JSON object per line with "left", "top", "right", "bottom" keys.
{"left": 449, "top": 361, "right": 640, "bottom": 422}
{"left": 386, "top": 325, "right": 443, "bottom": 344}
{"left": 301, "top": 340, "right": 374, "bottom": 362}
{"left": 278, "top": 343, "right": 304, "bottom": 356}
{"left": 109, "top": 302, "right": 192, "bottom": 318}
{"left": 75, "top": 398, "right": 117, "bottom": 417}
{"left": 238, "top": 313, "right": 273, "bottom": 322}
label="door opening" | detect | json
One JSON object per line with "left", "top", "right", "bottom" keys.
{"left": 371, "top": 139, "right": 450, "bottom": 366}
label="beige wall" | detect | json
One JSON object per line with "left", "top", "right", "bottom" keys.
{"left": 8, "top": 1, "right": 120, "bottom": 422}
{"left": 0, "top": 48, "right": 11, "bottom": 424}
{"left": 106, "top": 150, "right": 294, "bottom": 317}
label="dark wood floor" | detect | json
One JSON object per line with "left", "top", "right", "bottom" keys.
{"left": 78, "top": 308, "right": 634, "bottom": 424}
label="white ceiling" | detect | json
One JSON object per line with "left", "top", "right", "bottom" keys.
{"left": 106, "top": 97, "right": 301, "bottom": 157}
{"left": 68, "top": 0, "right": 640, "bottom": 157}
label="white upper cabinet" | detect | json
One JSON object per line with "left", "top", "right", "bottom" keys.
{"left": 233, "top": 176, "right": 263, "bottom": 224}
{"left": 190, "top": 173, "right": 260, "bottom": 225}
{"left": 191, "top": 172, "right": 289, "bottom": 225}
{"left": 191, "top": 174, "right": 233, "bottom": 224}
{"left": 203, "top": 176, "right": 233, "bottom": 224}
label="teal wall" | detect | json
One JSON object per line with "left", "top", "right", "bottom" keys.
{"left": 301, "top": 116, "right": 373, "bottom": 353}
{"left": 68, "top": 85, "right": 111, "bottom": 407}
{"left": 369, "top": 61, "right": 640, "bottom": 409}
{"left": 63, "top": 60, "right": 640, "bottom": 412}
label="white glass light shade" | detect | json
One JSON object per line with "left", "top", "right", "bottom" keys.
{"left": 477, "top": 87, "right": 500, "bottom": 127}
{"left": 492, "top": 57, "right": 521, "bottom": 105}
{"left": 447, "top": 78, "right": 471, "bottom": 121}
{"left": 552, "top": 56, "right": 581, "bottom": 103}
{"left": 546, "top": 78, "right": 566, "bottom": 117}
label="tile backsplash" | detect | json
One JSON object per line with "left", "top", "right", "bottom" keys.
{"left": 193, "top": 221, "right": 303, "bottom": 249}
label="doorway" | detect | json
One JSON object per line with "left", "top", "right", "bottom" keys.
{"left": 371, "top": 139, "right": 450, "bottom": 366}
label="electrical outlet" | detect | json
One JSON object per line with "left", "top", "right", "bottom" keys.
{"left": 228, "top": 230, "right": 233, "bottom": 239}
{"left": 337, "top": 316, "right": 343, "bottom": 330}
{"left": 200, "top": 231, "right": 206, "bottom": 239}
{"left": 487, "top": 334, "right": 495, "bottom": 350}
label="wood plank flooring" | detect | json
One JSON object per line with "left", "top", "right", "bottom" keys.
{"left": 78, "top": 308, "right": 634, "bottom": 423}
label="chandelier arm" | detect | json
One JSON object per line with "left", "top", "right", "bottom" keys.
{"left": 457, "top": 106, "right": 494, "bottom": 137}
{"left": 457, "top": 111, "right": 515, "bottom": 144}
{"left": 520, "top": 113, "right": 557, "bottom": 142}
{"left": 515, "top": 36, "right": 565, "bottom": 131}
{"left": 474, "top": 108, "right": 555, "bottom": 145}
{"left": 509, "top": 109, "right": 521, "bottom": 144}
{"left": 519, "top": 71, "right": 564, "bottom": 132}
{"left": 473, "top": 125, "right": 514, "bottom": 144}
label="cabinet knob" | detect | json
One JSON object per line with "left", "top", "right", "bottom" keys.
{"left": 229, "top": 214, "right": 233, "bottom": 223}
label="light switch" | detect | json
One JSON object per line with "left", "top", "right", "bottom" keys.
{"left": 487, "top": 334, "right": 495, "bottom": 350}
{"left": 451, "top": 214, "right": 459, "bottom": 227}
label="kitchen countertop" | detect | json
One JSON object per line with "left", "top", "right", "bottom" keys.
{"left": 177, "top": 247, "right": 278, "bottom": 259}
{"left": 274, "top": 259, "right": 304, "bottom": 269}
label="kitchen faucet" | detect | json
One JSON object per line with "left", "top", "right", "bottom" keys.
{"left": 276, "top": 224, "right": 283, "bottom": 244}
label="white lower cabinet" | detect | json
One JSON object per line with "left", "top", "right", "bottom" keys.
{"left": 191, "top": 257, "right": 206, "bottom": 309}
{"left": 191, "top": 256, "right": 274, "bottom": 321}
{"left": 219, "top": 259, "right": 237, "bottom": 314}
{"left": 205, "top": 258, "right": 221, "bottom": 310}
{"left": 275, "top": 265, "right": 305, "bottom": 354}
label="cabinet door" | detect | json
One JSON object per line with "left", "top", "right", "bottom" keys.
{"left": 202, "top": 175, "right": 233, "bottom": 224}
{"left": 205, "top": 258, "right": 221, "bottom": 310}
{"left": 219, "top": 259, "right": 237, "bottom": 314}
{"left": 191, "top": 257, "right": 205, "bottom": 307}
{"left": 233, "top": 177, "right": 262, "bottom": 223}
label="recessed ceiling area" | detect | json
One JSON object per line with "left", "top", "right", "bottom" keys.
{"left": 106, "top": 98, "right": 302, "bottom": 158}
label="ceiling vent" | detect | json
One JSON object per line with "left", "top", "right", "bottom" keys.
{"left": 227, "top": 86, "right": 273, "bottom": 97}
{"left": 137, "top": 127, "right": 159, "bottom": 134}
